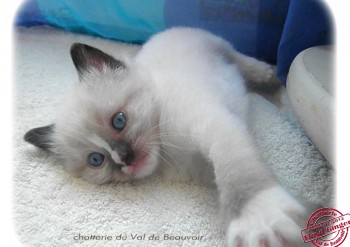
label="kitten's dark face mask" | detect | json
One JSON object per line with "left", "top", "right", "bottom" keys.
{"left": 24, "top": 43, "right": 161, "bottom": 184}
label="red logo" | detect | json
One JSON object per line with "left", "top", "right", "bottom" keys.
{"left": 301, "top": 208, "right": 350, "bottom": 247}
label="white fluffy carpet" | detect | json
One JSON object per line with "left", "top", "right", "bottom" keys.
{"left": 14, "top": 26, "right": 334, "bottom": 247}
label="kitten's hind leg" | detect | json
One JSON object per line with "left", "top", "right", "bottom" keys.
{"left": 230, "top": 51, "right": 278, "bottom": 85}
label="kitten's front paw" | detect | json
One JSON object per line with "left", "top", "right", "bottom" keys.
{"left": 227, "top": 186, "right": 307, "bottom": 247}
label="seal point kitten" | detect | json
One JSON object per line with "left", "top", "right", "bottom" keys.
{"left": 25, "top": 27, "right": 309, "bottom": 247}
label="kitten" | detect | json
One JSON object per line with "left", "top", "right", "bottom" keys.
{"left": 25, "top": 27, "right": 307, "bottom": 246}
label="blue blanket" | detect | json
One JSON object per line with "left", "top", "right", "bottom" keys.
{"left": 16, "top": 0, "right": 333, "bottom": 85}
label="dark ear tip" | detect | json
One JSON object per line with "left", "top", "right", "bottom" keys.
{"left": 70, "top": 43, "right": 125, "bottom": 76}
{"left": 23, "top": 129, "right": 32, "bottom": 143}
{"left": 70, "top": 43, "right": 88, "bottom": 74}
{"left": 70, "top": 43, "right": 85, "bottom": 56}
{"left": 24, "top": 124, "right": 55, "bottom": 151}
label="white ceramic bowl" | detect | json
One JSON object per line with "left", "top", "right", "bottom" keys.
{"left": 287, "top": 46, "right": 334, "bottom": 164}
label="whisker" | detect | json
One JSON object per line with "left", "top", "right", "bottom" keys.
{"left": 142, "top": 143, "right": 176, "bottom": 168}
{"left": 142, "top": 119, "right": 173, "bottom": 140}
{"left": 149, "top": 149, "right": 175, "bottom": 169}
{"left": 147, "top": 141, "right": 185, "bottom": 151}
{"left": 146, "top": 132, "right": 190, "bottom": 140}
{"left": 139, "top": 145, "right": 174, "bottom": 169}
{"left": 144, "top": 143, "right": 180, "bottom": 169}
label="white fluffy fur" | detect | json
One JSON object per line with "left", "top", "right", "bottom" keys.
{"left": 130, "top": 28, "right": 308, "bottom": 246}
{"left": 16, "top": 26, "right": 334, "bottom": 246}
{"left": 227, "top": 186, "right": 307, "bottom": 247}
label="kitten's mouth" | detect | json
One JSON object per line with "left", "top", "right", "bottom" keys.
{"left": 121, "top": 151, "right": 149, "bottom": 176}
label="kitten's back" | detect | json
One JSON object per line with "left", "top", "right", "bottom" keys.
{"left": 134, "top": 27, "right": 248, "bottom": 120}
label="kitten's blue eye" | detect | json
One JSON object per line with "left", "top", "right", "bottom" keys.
{"left": 88, "top": 152, "right": 105, "bottom": 167}
{"left": 112, "top": 112, "right": 126, "bottom": 131}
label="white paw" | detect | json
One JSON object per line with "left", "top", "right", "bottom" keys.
{"left": 227, "top": 186, "right": 307, "bottom": 247}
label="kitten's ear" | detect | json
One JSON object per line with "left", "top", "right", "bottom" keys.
{"left": 70, "top": 43, "right": 125, "bottom": 79}
{"left": 24, "top": 124, "right": 55, "bottom": 151}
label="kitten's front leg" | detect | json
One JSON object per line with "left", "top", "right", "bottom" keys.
{"left": 192, "top": 110, "right": 307, "bottom": 247}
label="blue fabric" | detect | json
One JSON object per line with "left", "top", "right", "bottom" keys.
{"left": 17, "top": 0, "right": 165, "bottom": 43}
{"left": 15, "top": 0, "right": 333, "bottom": 85}
{"left": 164, "top": 0, "right": 261, "bottom": 59}
{"left": 164, "top": 0, "right": 290, "bottom": 65}
{"left": 16, "top": 0, "right": 48, "bottom": 26}
{"left": 277, "top": 0, "right": 333, "bottom": 84}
